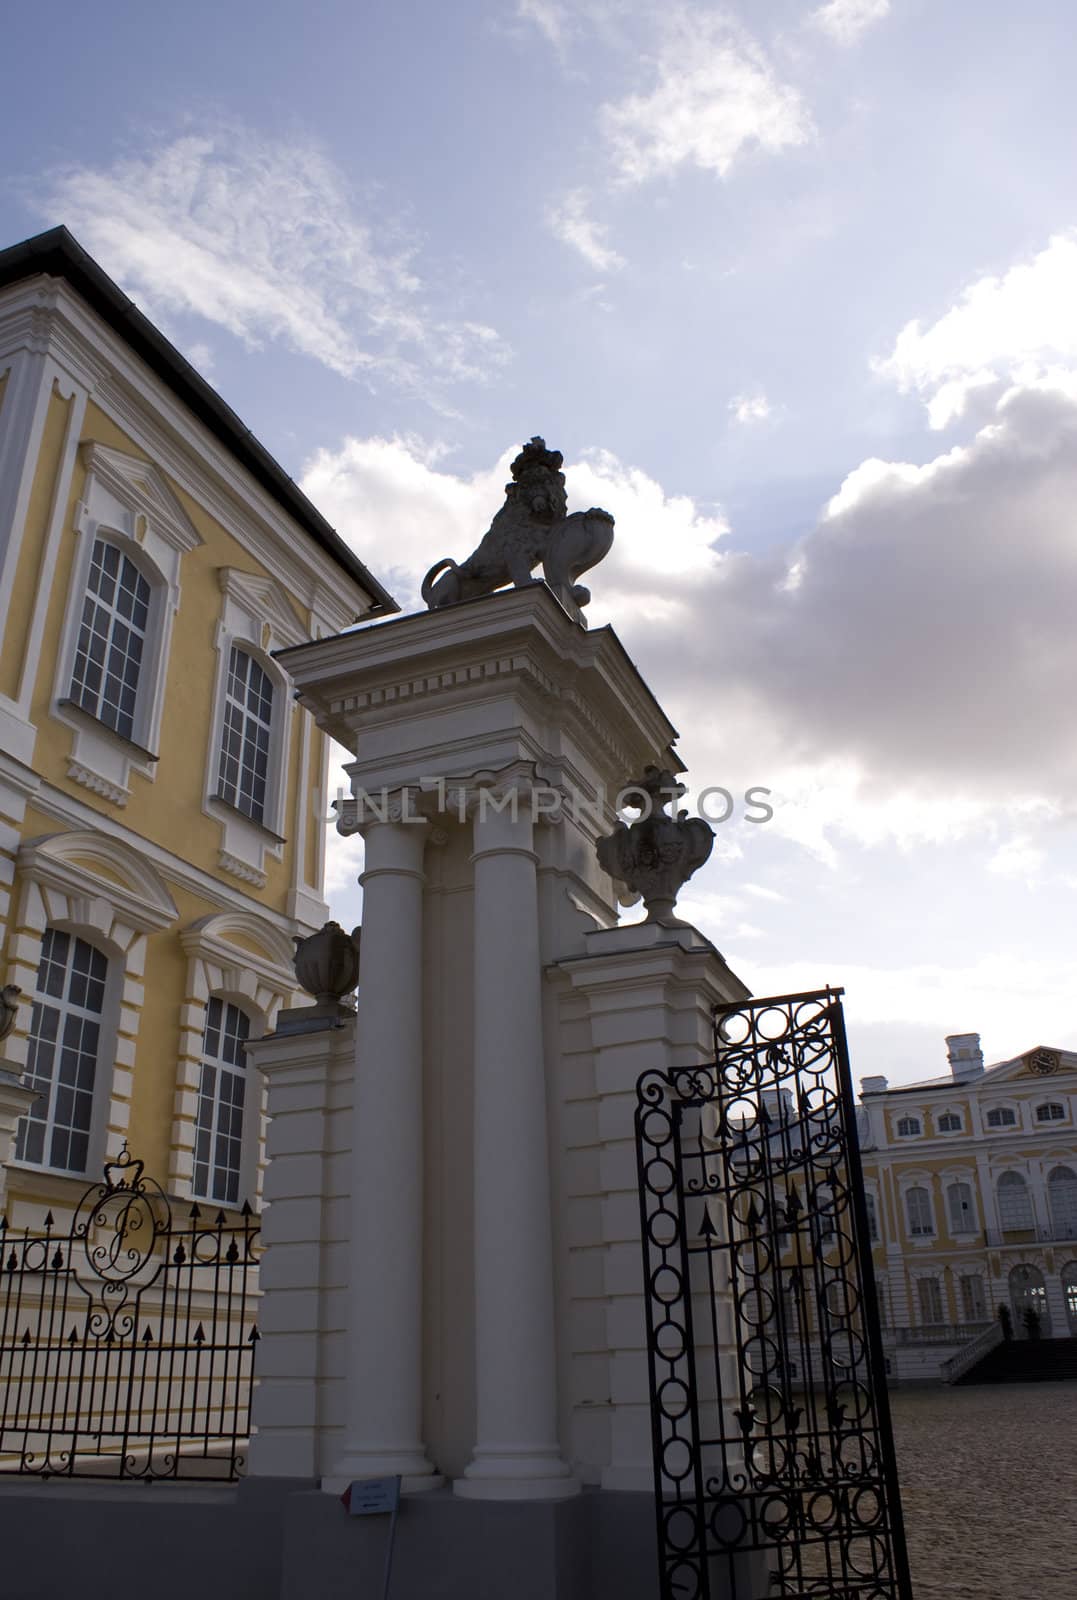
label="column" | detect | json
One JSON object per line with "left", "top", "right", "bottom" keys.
{"left": 457, "top": 790, "right": 577, "bottom": 1499}
{"left": 329, "top": 813, "right": 440, "bottom": 1491}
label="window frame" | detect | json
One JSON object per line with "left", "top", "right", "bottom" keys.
{"left": 203, "top": 569, "right": 305, "bottom": 888}
{"left": 905, "top": 1184, "right": 935, "bottom": 1238}
{"left": 985, "top": 1105, "right": 1018, "bottom": 1130}
{"left": 52, "top": 443, "right": 198, "bottom": 806}
{"left": 997, "top": 1169, "right": 1034, "bottom": 1231}
{"left": 192, "top": 997, "right": 253, "bottom": 1207}
{"left": 1036, "top": 1102, "right": 1067, "bottom": 1124}
{"left": 895, "top": 1114, "right": 922, "bottom": 1139}
{"left": 946, "top": 1178, "right": 977, "bottom": 1235}
{"left": 936, "top": 1110, "right": 963, "bottom": 1135}
{"left": 15, "top": 927, "right": 117, "bottom": 1178}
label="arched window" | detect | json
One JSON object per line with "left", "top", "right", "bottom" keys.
{"left": 192, "top": 998, "right": 251, "bottom": 1205}
{"left": 1009, "top": 1263, "right": 1049, "bottom": 1334}
{"left": 15, "top": 928, "right": 108, "bottom": 1173}
{"left": 216, "top": 647, "right": 274, "bottom": 826}
{"left": 69, "top": 538, "right": 151, "bottom": 743}
{"left": 905, "top": 1185, "right": 934, "bottom": 1237}
{"left": 1048, "top": 1166, "right": 1077, "bottom": 1240}
{"left": 1063, "top": 1263, "right": 1077, "bottom": 1334}
{"left": 896, "top": 1116, "right": 921, "bottom": 1138}
{"left": 938, "top": 1112, "right": 962, "bottom": 1134}
{"left": 1037, "top": 1102, "right": 1066, "bottom": 1123}
{"left": 985, "top": 1107, "right": 1017, "bottom": 1128}
{"left": 947, "top": 1180, "right": 975, "bottom": 1233}
{"left": 997, "top": 1171, "right": 1034, "bottom": 1231}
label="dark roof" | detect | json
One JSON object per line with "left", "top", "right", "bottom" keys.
{"left": 0, "top": 227, "right": 397, "bottom": 617}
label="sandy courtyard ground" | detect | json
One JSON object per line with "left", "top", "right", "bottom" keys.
{"left": 888, "top": 1382, "right": 1077, "bottom": 1600}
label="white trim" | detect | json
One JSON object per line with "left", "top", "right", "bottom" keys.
{"left": 51, "top": 443, "right": 202, "bottom": 803}
{"left": 0, "top": 280, "right": 376, "bottom": 637}
{"left": 203, "top": 569, "right": 303, "bottom": 883}
{"left": 0, "top": 345, "right": 53, "bottom": 645}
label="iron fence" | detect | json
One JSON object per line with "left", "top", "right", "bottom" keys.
{"left": 0, "top": 1146, "right": 259, "bottom": 1480}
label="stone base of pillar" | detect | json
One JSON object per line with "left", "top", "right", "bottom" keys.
{"left": 454, "top": 1448, "right": 581, "bottom": 1501}
{"left": 322, "top": 1453, "right": 444, "bottom": 1496}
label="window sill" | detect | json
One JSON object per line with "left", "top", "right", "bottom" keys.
{"left": 210, "top": 792, "right": 287, "bottom": 846}
{"left": 58, "top": 698, "right": 159, "bottom": 763}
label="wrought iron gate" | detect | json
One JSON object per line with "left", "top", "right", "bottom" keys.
{"left": 0, "top": 1146, "right": 259, "bottom": 1480}
{"left": 636, "top": 989, "right": 912, "bottom": 1600}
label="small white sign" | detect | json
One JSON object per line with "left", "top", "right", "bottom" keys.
{"left": 342, "top": 1474, "right": 401, "bottom": 1516}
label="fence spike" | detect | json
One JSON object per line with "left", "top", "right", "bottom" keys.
{"left": 248, "top": 1326, "right": 260, "bottom": 1343}
{"left": 214, "top": 1209, "right": 226, "bottom": 1228}
{"left": 141, "top": 1326, "right": 154, "bottom": 1344}
{"left": 193, "top": 1323, "right": 205, "bottom": 1344}
{"left": 240, "top": 1199, "right": 253, "bottom": 1218}
{"left": 20, "top": 1329, "right": 30, "bottom": 1346}
{"left": 67, "top": 1327, "right": 79, "bottom": 1344}
{"left": 43, "top": 1210, "right": 54, "bottom": 1230}
{"left": 189, "top": 1202, "right": 201, "bottom": 1221}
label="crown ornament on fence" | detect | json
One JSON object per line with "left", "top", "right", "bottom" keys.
{"left": 293, "top": 921, "right": 362, "bottom": 1006}
{"left": 596, "top": 767, "right": 714, "bottom": 927}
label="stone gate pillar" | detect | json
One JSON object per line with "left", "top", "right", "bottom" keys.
{"left": 329, "top": 808, "right": 440, "bottom": 1491}
{"left": 457, "top": 785, "right": 577, "bottom": 1499}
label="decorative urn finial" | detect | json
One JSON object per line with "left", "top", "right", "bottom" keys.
{"left": 0, "top": 985, "right": 20, "bottom": 1043}
{"left": 596, "top": 768, "right": 714, "bottom": 927}
{"left": 293, "top": 922, "right": 361, "bottom": 1006}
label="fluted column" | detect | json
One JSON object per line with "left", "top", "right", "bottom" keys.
{"left": 457, "top": 787, "right": 578, "bottom": 1499}
{"left": 329, "top": 809, "right": 440, "bottom": 1490}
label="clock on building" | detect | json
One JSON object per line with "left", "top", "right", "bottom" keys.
{"left": 1027, "top": 1047, "right": 1061, "bottom": 1075}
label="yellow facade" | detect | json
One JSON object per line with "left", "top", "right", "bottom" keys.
{"left": 0, "top": 228, "right": 393, "bottom": 1227}
{"left": 859, "top": 1034, "right": 1077, "bottom": 1372}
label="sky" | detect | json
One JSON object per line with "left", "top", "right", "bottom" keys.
{"left": 6, "top": 0, "right": 1077, "bottom": 1086}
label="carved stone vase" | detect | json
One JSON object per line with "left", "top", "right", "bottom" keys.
{"left": 293, "top": 922, "right": 361, "bottom": 1005}
{"left": 596, "top": 768, "right": 714, "bottom": 926}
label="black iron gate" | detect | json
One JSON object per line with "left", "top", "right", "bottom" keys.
{"left": 0, "top": 1146, "right": 259, "bottom": 1480}
{"left": 636, "top": 989, "right": 912, "bottom": 1600}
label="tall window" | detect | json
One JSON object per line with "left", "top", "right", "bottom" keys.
{"left": 959, "top": 1273, "right": 986, "bottom": 1321}
{"left": 192, "top": 998, "right": 250, "bottom": 1205}
{"left": 15, "top": 929, "right": 107, "bottom": 1172}
{"left": 985, "top": 1107, "right": 1017, "bottom": 1129}
{"left": 1048, "top": 1167, "right": 1077, "bottom": 1239}
{"left": 69, "top": 539, "right": 151, "bottom": 743}
{"left": 216, "top": 647, "right": 274, "bottom": 826}
{"left": 864, "top": 1191, "right": 879, "bottom": 1242}
{"left": 905, "top": 1185, "right": 934, "bottom": 1237}
{"left": 947, "top": 1181, "right": 975, "bottom": 1234}
{"left": 917, "top": 1277, "right": 943, "bottom": 1324}
{"left": 997, "top": 1171, "right": 1034, "bottom": 1231}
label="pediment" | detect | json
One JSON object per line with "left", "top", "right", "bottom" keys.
{"left": 19, "top": 831, "right": 178, "bottom": 931}
{"left": 985, "top": 1045, "right": 1077, "bottom": 1085}
{"left": 180, "top": 911, "right": 296, "bottom": 984}
{"left": 78, "top": 442, "right": 202, "bottom": 556}
{"left": 219, "top": 567, "right": 308, "bottom": 652}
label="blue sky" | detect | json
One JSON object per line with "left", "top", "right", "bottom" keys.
{"left": 7, "top": 0, "right": 1077, "bottom": 1083}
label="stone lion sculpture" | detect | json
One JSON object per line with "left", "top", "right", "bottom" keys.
{"left": 420, "top": 436, "right": 614, "bottom": 612}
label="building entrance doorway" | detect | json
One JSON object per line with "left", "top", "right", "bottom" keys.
{"left": 1009, "top": 1263, "right": 1050, "bottom": 1335}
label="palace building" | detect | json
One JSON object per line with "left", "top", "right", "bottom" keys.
{"left": 0, "top": 227, "right": 394, "bottom": 1226}
{"left": 859, "top": 1032, "right": 1077, "bottom": 1379}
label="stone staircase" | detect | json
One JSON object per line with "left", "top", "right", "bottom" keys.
{"left": 956, "top": 1336, "right": 1077, "bottom": 1385}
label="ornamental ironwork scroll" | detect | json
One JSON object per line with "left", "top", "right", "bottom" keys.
{"left": 635, "top": 988, "right": 912, "bottom": 1600}
{"left": 0, "top": 1146, "right": 259, "bottom": 1480}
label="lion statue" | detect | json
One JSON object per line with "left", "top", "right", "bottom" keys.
{"left": 421, "top": 437, "right": 615, "bottom": 612}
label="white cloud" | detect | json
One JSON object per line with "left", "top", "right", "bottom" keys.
{"left": 878, "top": 232, "right": 1077, "bottom": 427}
{"left": 546, "top": 189, "right": 625, "bottom": 272}
{"left": 516, "top": 0, "right": 570, "bottom": 51}
{"left": 601, "top": 12, "right": 813, "bottom": 184}
{"left": 729, "top": 391, "right": 772, "bottom": 424}
{"left": 811, "top": 0, "right": 890, "bottom": 46}
{"left": 35, "top": 125, "right": 510, "bottom": 399}
{"left": 988, "top": 836, "right": 1045, "bottom": 883}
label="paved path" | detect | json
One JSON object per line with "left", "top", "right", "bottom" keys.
{"left": 888, "top": 1382, "right": 1077, "bottom": 1600}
